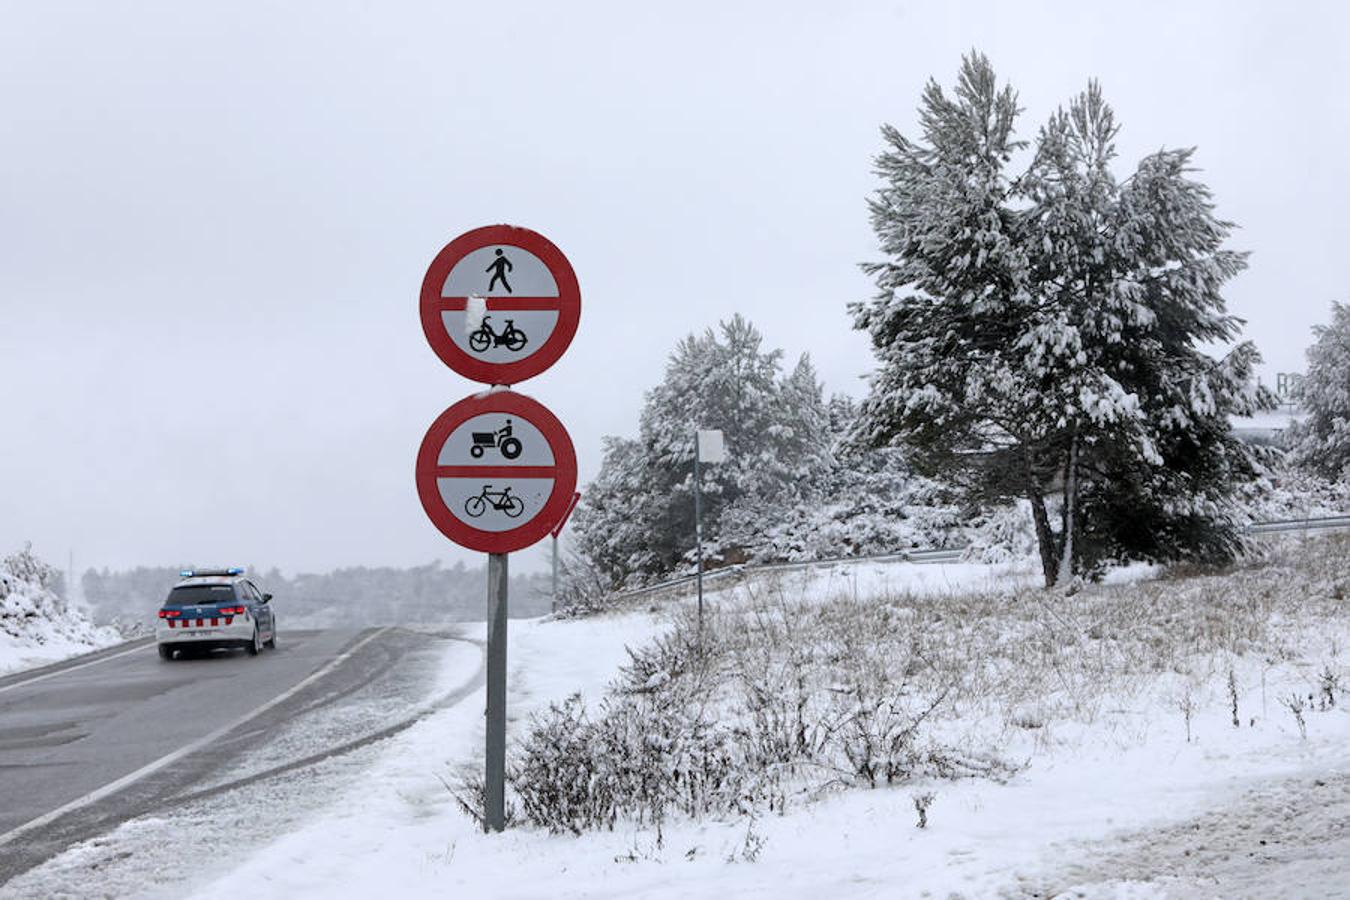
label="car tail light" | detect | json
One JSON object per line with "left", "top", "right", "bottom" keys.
{"left": 158, "top": 609, "right": 181, "bottom": 618}
{"left": 219, "top": 606, "right": 245, "bottom": 616}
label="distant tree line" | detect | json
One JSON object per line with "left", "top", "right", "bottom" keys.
{"left": 80, "top": 561, "right": 552, "bottom": 628}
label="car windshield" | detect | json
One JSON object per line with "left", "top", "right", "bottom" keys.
{"left": 165, "top": 584, "right": 237, "bottom": 606}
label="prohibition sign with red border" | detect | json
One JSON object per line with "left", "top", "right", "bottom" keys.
{"left": 415, "top": 390, "right": 578, "bottom": 554}
{"left": 419, "top": 225, "right": 581, "bottom": 385}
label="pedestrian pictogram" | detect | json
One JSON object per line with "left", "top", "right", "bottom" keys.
{"left": 415, "top": 390, "right": 577, "bottom": 554}
{"left": 420, "top": 225, "right": 581, "bottom": 385}
{"left": 485, "top": 249, "right": 513, "bottom": 293}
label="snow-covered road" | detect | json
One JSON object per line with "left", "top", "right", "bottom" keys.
{"left": 0, "top": 627, "right": 480, "bottom": 894}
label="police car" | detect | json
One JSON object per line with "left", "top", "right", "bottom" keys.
{"left": 155, "top": 568, "right": 277, "bottom": 660}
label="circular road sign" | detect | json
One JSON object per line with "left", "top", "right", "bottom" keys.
{"left": 415, "top": 390, "right": 578, "bottom": 554}
{"left": 420, "top": 224, "right": 581, "bottom": 385}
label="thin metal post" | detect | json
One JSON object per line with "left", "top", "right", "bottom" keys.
{"left": 485, "top": 552, "right": 508, "bottom": 832}
{"left": 551, "top": 535, "right": 558, "bottom": 614}
{"left": 694, "top": 442, "right": 703, "bottom": 635}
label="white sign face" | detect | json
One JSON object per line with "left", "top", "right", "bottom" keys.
{"left": 438, "top": 246, "right": 561, "bottom": 365}
{"left": 435, "top": 413, "right": 557, "bottom": 533}
{"left": 697, "top": 429, "right": 726, "bottom": 464}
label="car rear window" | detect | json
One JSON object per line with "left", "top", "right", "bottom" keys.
{"left": 165, "top": 584, "right": 237, "bottom": 605}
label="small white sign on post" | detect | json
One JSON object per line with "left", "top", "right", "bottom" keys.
{"left": 696, "top": 429, "right": 726, "bottom": 464}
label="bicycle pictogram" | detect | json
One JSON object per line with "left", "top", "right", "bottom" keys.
{"left": 470, "top": 419, "right": 523, "bottom": 460}
{"left": 464, "top": 485, "right": 525, "bottom": 519}
{"left": 468, "top": 316, "right": 528, "bottom": 353}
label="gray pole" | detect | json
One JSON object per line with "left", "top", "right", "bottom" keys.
{"left": 694, "top": 439, "right": 703, "bottom": 635}
{"left": 485, "top": 552, "right": 508, "bottom": 832}
{"left": 551, "top": 535, "right": 558, "bottom": 614}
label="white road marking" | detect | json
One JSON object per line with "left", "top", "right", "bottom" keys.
{"left": 0, "top": 643, "right": 150, "bottom": 697}
{"left": 0, "top": 627, "right": 389, "bottom": 849}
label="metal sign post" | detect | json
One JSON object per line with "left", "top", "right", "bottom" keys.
{"left": 693, "top": 430, "right": 725, "bottom": 639}
{"left": 485, "top": 552, "right": 508, "bottom": 832}
{"left": 694, "top": 447, "right": 703, "bottom": 634}
{"left": 550, "top": 491, "right": 581, "bottom": 612}
{"left": 416, "top": 224, "right": 582, "bottom": 834}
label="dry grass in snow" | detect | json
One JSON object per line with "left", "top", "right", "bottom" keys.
{"left": 497, "top": 535, "right": 1350, "bottom": 839}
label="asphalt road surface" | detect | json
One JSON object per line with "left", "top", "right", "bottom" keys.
{"left": 0, "top": 627, "right": 477, "bottom": 886}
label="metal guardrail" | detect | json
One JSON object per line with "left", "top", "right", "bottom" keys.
{"left": 600, "top": 513, "right": 1350, "bottom": 606}
{"left": 1243, "top": 515, "right": 1350, "bottom": 535}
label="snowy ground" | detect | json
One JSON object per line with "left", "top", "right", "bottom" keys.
{"left": 7, "top": 542, "right": 1347, "bottom": 898}
{"left": 0, "top": 555, "right": 122, "bottom": 677}
{"left": 163, "top": 542, "right": 1349, "bottom": 898}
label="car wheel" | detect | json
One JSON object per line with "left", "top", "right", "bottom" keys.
{"left": 246, "top": 626, "right": 261, "bottom": 656}
{"left": 158, "top": 644, "right": 175, "bottom": 661}
{"left": 264, "top": 627, "right": 277, "bottom": 650}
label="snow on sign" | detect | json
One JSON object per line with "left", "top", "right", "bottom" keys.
{"left": 419, "top": 224, "right": 581, "bottom": 385}
{"left": 415, "top": 390, "right": 578, "bottom": 554}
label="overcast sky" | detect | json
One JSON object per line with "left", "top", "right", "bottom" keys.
{"left": 2, "top": 1, "right": 1346, "bottom": 577}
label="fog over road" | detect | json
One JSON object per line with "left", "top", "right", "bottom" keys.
{"left": 0, "top": 627, "right": 481, "bottom": 887}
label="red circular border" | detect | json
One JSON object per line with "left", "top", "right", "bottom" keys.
{"left": 419, "top": 224, "right": 581, "bottom": 385}
{"left": 415, "top": 391, "right": 578, "bottom": 554}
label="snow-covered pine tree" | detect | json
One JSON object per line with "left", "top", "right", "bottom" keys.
{"left": 571, "top": 436, "right": 667, "bottom": 585}
{"left": 851, "top": 53, "right": 1270, "bottom": 586}
{"left": 729, "top": 394, "right": 965, "bottom": 562}
{"left": 1288, "top": 302, "right": 1350, "bottom": 481}
{"left": 573, "top": 316, "right": 835, "bottom": 587}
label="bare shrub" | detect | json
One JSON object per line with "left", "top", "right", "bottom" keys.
{"left": 1177, "top": 692, "right": 1196, "bottom": 743}
{"left": 507, "top": 686, "right": 765, "bottom": 835}
{"left": 551, "top": 548, "right": 619, "bottom": 617}
{"left": 912, "top": 791, "right": 936, "bottom": 829}
{"left": 1319, "top": 666, "right": 1339, "bottom": 710}
{"left": 1282, "top": 693, "right": 1307, "bottom": 740}
{"left": 505, "top": 580, "right": 1014, "bottom": 833}
{"left": 729, "top": 815, "right": 766, "bottom": 863}
{"left": 441, "top": 768, "right": 517, "bottom": 833}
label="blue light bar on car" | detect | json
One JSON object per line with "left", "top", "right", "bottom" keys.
{"left": 178, "top": 567, "right": 246, "bottom": 578}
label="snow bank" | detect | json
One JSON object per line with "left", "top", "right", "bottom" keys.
{"left": 0, "top": 545, "right": 121, "bottom": 676}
